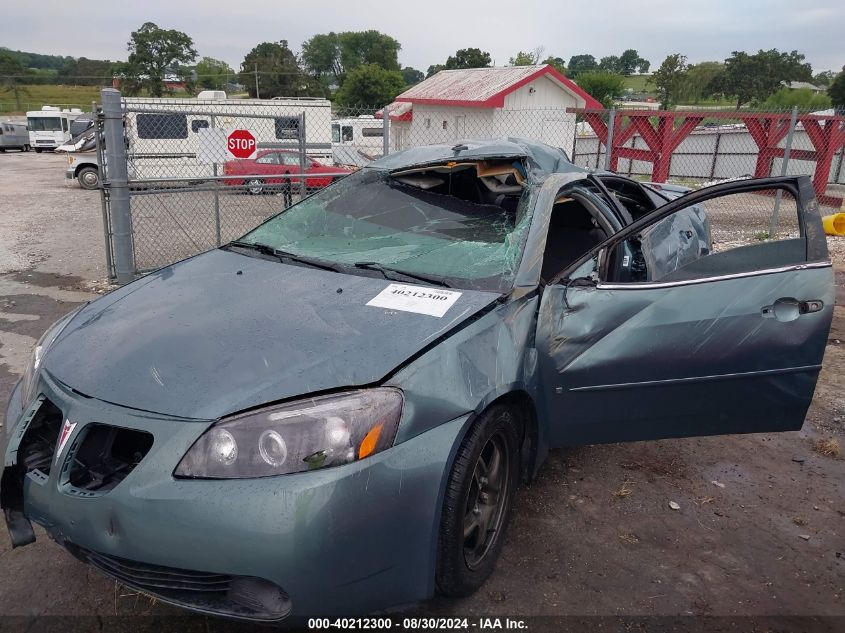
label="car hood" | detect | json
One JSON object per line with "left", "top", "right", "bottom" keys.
{"left": 44, "top": 249, "right": 500, "bottom": 420}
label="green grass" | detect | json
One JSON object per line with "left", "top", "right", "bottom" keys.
{"left": 0, "top": 84, "right": 199, "bottom": 114}
{"left": 623, "top": 74, "right": 653, "bottom": 94}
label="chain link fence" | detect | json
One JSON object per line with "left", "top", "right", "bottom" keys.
{"left": 95, "top": 89, "right": 845, "bottom": 282}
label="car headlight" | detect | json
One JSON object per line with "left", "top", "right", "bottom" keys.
{"left": 174, "top": 388, "right": 404, "bottom": 479}
{"left": 20, "top": 308, "right": 83, "bottom": 409}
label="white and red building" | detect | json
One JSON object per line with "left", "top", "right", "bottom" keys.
{"left": 381, "top": 65, "right": 600, "bottom": 154}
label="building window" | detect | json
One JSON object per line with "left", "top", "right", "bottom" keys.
{"left": 191, "top": 119, "right": 210, "bottom": 133}
{"left": 136, "top": 114, "right": 188, "bottom": 139}
{"left": 275, "top": 116, "right": 300, "bottom": 140}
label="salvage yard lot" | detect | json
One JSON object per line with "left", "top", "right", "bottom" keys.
{"left": 0, "top": 151, "right": 843, "bottom": 625}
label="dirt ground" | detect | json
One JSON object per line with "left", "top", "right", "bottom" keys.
{"left": 0, "top": 152, "right": 843, "bottom": 629}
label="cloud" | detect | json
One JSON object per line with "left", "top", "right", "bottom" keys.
{"left": 0, "top": 0, "right": 842, "bottom": 72}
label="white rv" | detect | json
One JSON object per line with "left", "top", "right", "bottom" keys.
{"left": 121, "top": 96, "right": 333, "bottom": 180}
{"left": 26, "top": 106, "right": 85, "bottom": 151}
{"left": 331, "top": 115, "right": 385, "bottom": 165}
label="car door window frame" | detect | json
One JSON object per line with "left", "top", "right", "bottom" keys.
{"left": 551, "top": 177, "right": 827, "bottom": 290}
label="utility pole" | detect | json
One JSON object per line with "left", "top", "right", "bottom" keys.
{"left": 254, "top": 63, "right": 260, "bottom": 99}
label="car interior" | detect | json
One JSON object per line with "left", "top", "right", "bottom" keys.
{"left": 385, "top": 161, "right": 670, "bottom": 285}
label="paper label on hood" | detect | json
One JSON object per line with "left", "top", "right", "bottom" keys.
{"left": 366, "top": 283, "right": 462, "bottom": 318}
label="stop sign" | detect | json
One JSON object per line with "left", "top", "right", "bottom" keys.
{"left": 227, "top": 129, "right": 256, "bottom": 159}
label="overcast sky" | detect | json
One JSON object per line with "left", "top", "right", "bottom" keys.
{"left": 2, "top": 0, "right": 843, "bottom": 73}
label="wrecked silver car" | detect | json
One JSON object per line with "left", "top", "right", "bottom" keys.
{"left": 2, "top": 139, "right": 834, "bottom": 621}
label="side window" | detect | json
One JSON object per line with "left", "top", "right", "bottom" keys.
{"left": 191, "top": 119, "right": 209, "bottom": 133}
{"left": 331, "top": 124, "right": 340, "bottom": 143}
{"left": 255, "top": 153, "right": 279, "bottom": 165}
{"left": 362, "top": 127, "right": 383, "bottom": 138}
{"left": 275, "top": 116, "right": 299, "bottom": 140}
{"left": 605, "top": 185, "right": 804, "bottom": 284}
{"left": 341, "top": 126, "right": 353, "bottom": 142}
{"left": 136, "top": 114, "right": 188, "bottom": 139}
{"left": 282, "top": 153, "right": 301, "bottom": 166}
{"left": 61, "top": 118, "right": 68, "bottom": 132}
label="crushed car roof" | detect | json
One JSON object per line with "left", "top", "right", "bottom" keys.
{"left": 368, "top": 138, "right": 589, "bottom": 178}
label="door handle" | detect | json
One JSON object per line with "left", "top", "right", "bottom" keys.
{"left": 761, "top": 298, "right": 824, "bottom": 321}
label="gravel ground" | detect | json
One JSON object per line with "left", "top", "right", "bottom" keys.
{"left": 0, "top": 151, "right": 843, "bottom": 630}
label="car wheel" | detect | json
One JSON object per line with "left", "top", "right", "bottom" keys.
{"left": 246, "top": 178, "right": 264, "bottom": 195}
{"left": 77, "top": 167, "right": 99, "bottom": 190}
{"left": 24, "top": 144, "right": 30, "bottom": 152}
{"left": 436, "top": 403, "right": 521, "bottom": 597}
{"left": 34, "top": 148, "right": 42, "bottom": 153}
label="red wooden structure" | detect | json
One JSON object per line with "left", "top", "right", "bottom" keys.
{"left": 569, "top": 108, "right": 845, "bottom": 204}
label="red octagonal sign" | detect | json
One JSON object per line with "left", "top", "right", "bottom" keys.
{"left": 227, "top": 129, "right": 256, "bottom": 159}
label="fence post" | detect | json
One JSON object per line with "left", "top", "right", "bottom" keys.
{"left": 298, "top": 112, "right": 307, "bottom": 199}
{"left": 93, "top": 100, "right": 113, "bottom": 281}
{"left": 603, "top": 108, "right": 616, "bottom": 171}
{"left": 101, "top": 88, "right": 134, "bottom": 285}
{"left": 211, "top": 114, "right": 221, "bottom": 246}
{"left": 382, "top": 104, "right": 390, "bottom": 157}
{"left": 769, "top": 105, "right": 799, "bottom": 236}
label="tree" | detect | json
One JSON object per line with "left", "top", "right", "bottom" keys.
{"left": 813, "top": 71, "right": 835, "bottom": 87}
{"left": 510, "top": 46, "right": 544, "bottom": 66}
{"left": 619, "top": 49, "right": 650, "bottom": 75}
{"left": 444, "top": 48, "right": 492, "bottom": 70}
{"left": 574, "top": 70, "right": 625, "bottom": 108}
{"left": 510, "top": 51, "right": 536, "bottom": 66}
{"left": 649, "top": 53, "right": 687, "bottom": 109}
{"left": 426, "top": 64, "right": 445, "bottom": 78}
{"left": 426, "top": 48, "right": 492, "bottom": 78}
{"left": 712, "top": 49, "right": 813, "bottom": 109}
{"left": 676, "top": 61, "right": 724, "bottom": 104}
{"left": 542, "top": 56, "right": 567, "bottom": 75}
{"left": 567, "top": 54, "right": 598, "bottom": 78}
{"left": 334, "top": 64, "right": 406, "bottom": 106}
{"left": 763, "top": 87, "right": 831, "bottom": 110}
{"left": 401, "top": 67, "right": 424, "bottom": 86}
{"left": 57, "top": 57, "right": 114, "bottom": 86}
{"left": 301, "top": 30, "right": 401, "bottom": 85}
{"left": 240, "top": 41, "right": 319, "bottom": 98}
{"left": 0, "top": 51, "right": 33, "bottom": 110}
{"left": 828, "top": 71, "right": 845, "bottom": 111}
{"left": 599, "top": 55, "right": 623, "bottom": 74}
{"left": 117, "top": 22, "right": 197, "bottom": 97}
{"left": 195, "top": 57, "right": 233, "bottom": 90}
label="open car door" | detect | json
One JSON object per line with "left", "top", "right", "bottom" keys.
{"left": 536, "top": 176, "right": 834, "bottom": 447}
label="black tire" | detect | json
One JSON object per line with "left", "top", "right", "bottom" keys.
{"left": 0, "top": 148, "right": 5, "bottom": 153}
{"left": 77, "top": 166, "right": 99, "bottom": 190}
{"left": 34, "top": 148, "right": 42, "bottom": 153}
{"left": 24, "top": 144, "right": 30, "bottom": 152}
{"left": 436, "top": 403, "right": 521, "bottom": 597}
{"left": 246, "top": 178, "right": 264, "bottom": 195}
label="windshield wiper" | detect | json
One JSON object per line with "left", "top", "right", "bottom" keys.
{"left": 353, "top": 262, "right": 452, "bottom": 288}
{"left": 227, "top": 241, "right": 341, "bottom": 272}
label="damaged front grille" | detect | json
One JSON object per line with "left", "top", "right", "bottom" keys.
{"left": 66, "top": 424, "right": 153, "bottom": 493}
{"left": 66, "top": 545, "right": 291, "bottom": 620}
{"left": 18, "top": 399, "right": 64, "bottom": 477}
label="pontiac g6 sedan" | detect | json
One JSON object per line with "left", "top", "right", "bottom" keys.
{"left": 2, "top": 139, "right": 833, "bottom": 621}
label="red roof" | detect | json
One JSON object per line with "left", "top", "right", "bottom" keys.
{"left": 395, "top": 64, "right": 601, "bottom": 110}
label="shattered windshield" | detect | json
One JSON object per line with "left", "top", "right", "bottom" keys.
{"left": 239, "top": 164, "right": 534, "bottom": 292}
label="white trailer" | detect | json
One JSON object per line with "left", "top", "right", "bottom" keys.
{"left": 26, "top": 106, "right": 85, "bottom": 151}
{"left": 332, "top": 115, "right": 385, "bottom": 165}
{"left": 121, "top": 96, "right": 333, "bottom": 180}
{"left": 0, "top": 121, "right": 30, "bottom": 152}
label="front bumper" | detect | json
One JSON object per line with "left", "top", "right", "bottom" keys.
{"left": 2, "top": 372, "right": 470, "bottom": 619}
{"left": 65, "top": 168, "right": 74, "bottom": 180}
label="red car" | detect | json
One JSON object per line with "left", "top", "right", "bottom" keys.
{"left": 223, "top": 150, "right": 352, "bottom": 194}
